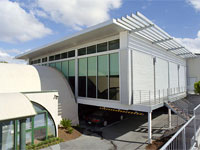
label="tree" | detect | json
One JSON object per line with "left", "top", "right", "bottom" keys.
{"left": 194, "top": 81, "right": 200, "bottom": 94}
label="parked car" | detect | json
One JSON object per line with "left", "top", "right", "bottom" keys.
{"left": 84, "top": 110, "right": 124, "bottom": 126}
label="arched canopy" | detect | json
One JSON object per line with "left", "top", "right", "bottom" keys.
{"left": 0, "top": 93, "right": 36, "bottom": 121}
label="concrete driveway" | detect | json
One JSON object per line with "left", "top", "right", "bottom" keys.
{"left": 43, "top": 108, "right": 180, "bottom": 150}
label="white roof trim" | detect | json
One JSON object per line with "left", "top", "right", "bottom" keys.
{"left": 16, "top": 12, "right": 196, "bottom": 59}
{"left": 0, "top": 93, "right": 36, "bottom": 121}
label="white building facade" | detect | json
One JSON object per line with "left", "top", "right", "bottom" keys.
{"left": 16, "top": 12, "right": 195, "bottom": 143}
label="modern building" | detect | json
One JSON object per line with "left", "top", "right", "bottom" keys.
{"left": 14, "top": 12, "right": 196, "bottom": 144}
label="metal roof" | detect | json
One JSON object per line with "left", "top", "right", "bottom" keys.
{"left": 0, "top": 93, "right": 36, "bottom": 121}
{"left": 16, "top": 12, "right": 195, "bottom": 59}
{"left": 115, "top": 12, "right": 196, "bottom": 58}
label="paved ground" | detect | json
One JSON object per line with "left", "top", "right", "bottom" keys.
{"left": 43, "top": 109, "right": 181, "bottom": 150}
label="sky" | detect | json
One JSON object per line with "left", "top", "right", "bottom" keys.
{"left": 0, "top": 0, "right": 200, "bottom": 63}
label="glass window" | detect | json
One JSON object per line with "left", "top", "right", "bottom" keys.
{"left": 87, "top": 45, "right": 96, "bottom": 54}
{"left": 55, "top": 62, "right": 62, "bottom": 72}
{"left": 97, "top": 42, "right": 107, "bottom": 52}
{"left": 49, "top": 63, "right": 55, "bottom": 68}
{"left": 109, "top": 39, "right": 120, "bottom": 50}
{"left": 61, "top": 52, "right": 68, "bottom": 59}
{"left": 42, "top": 57, "right": 47, "bottom": 62}
{"left": 49, "top": 56, "right": 55, "bottom": 61}
{"left": 87, "top": 56, "right": 97, "bottom": 98}
{"left": 78, "top": 58, "right": 87, "bottom": 97}
{"left": 69, "top": 60, "right": 75, "bottom": 94}
{"left": 61, "top": 61, "right": 68, "bottom": 78}
{"left": 55, "top": 54, "right": 61, "bottom": 60}
{"left": 109, "top": 53, "right": 120, "bottom": 100}
{"left": 30, "top": 61, "right": 33, "bottom": 65}
{"left": 78, "top": 48, "right": 86, "bottom": 56}
{"left": 68, "top": 50, "right": 75, "bottom": 58}
{"left": 98, "top": 55, "right": 108, "bottom": 99}
{"left": 0, "top": 121, "right": 14, "bottom": 150}
{"left": 37, "top": 59, "right": 41, "bottom": 63}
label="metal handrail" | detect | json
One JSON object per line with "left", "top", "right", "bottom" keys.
{"left": 160, "top": 116, "right": 195, "bottom": 150}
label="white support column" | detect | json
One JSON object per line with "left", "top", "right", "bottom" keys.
{"left": 168, "top": 108, "right": 172, "bottom": 128}
{"left": 148, "top": 111, "right": 152, "bottom": 144}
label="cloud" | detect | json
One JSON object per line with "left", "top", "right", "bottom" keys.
{"left": 0, "top": 0, "right": 52, "bottom": 43}
{"left": 187, "top": 0, "right": 200, "bottom": 11}
{"left": 0, "top": 48, "right": 26, "bottom": 64}
{"left": 36, "top": 0, "right": 122, "bottom": 30}
{"left": 176, "top": 30, "right": 200, "bottom": 53}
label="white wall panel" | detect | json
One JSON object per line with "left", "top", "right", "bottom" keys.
{"left": 132, "top": 50, "right": 154, "bottom": 104}
{"left": 169, "top": 62, "right": 179, "bottom": 93}
{"left": 179, "top": 65, "right": 186, "bottom": 90}
{"left": 155, "top": 58, "right": 168, "bottom": 98}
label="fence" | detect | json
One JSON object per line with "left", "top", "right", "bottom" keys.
{"left": 133, "top": 87, "right": 186, "bottom": 105}
{"left": 160, "top": 104, "right": 200, "bottom": 150}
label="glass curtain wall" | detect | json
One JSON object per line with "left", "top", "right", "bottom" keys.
{"left": 61, "top": 61, "right": 68, "bottom": 79}
{"left": 68, "top": 60, "right": 75, "bottom": 94}
{"left": 78, "top": 53, "right": 119, "bottom": 101}
{"left": 97, "top": 55, "right": 109, "bottom": 99}
{"left": 87, "top": 57, "right": 97, "bottom": 98}
{"left": 78, "top": 58, "right": 87, "bottom": 97}
{"left": 109, "top": 53, "right": 120, "bottom": 100}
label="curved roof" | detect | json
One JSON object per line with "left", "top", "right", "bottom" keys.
{"left": 0, "top": 64, "right": 79, "bottom": 124}
{"left": 0, "top": 93, "right": 36, "bottom": 121}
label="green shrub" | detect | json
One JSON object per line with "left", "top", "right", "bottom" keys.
{"left": 67, "top": 127, "right": 73, "bottom": 134}
{"left": 194, "top": 81, "right": 200, "bottom": 94}
{"left": 60, "top": 118, "right": 72, "bottom": 129}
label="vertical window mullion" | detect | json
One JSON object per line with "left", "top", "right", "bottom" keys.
{"left": 96, "top": 56, "right": 98, "bottom": 98}
{"left": 108, "top": 54, "right": 110, "bottom": 100}
{"left": 86, "top": 58, "right": 88, "bottom": 97}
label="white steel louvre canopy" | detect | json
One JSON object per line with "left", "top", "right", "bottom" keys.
{"left": 114, "top": 12, "right": 196, "bottom": 58}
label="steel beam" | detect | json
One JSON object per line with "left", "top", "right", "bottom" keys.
{"left": 167, "top": 47, "right": 184, "bottom": 51}
{"left": 152, "top": 38, "right": 173, "bottom": 44}
{"left": 176, "top": 52, "right": 191, "bottom": 56}
{"left": 148, "top": 112, "right": 152, "bottom": 144}
{"left": 19, "top": 119, "right": 26, "bottom": 150}
{"left": 168, "top": 109, "right": 172, "bottom": 128}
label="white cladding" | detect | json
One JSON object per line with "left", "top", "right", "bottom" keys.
{"left": 169, "top": 62, "right": 179, "bottom": 91}
{"left": 179, "top": 65, "right": 186, "bottom": 89}
{"left": 129, "top": 32, "right": 186, "bottom": 104}
{"left": 155, "top": 58, "right": 168, "bottom": 98}
{"left": 132, "top": 50, "right": 154, "bottom": 104}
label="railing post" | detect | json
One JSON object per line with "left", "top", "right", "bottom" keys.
{"left": 182, "top": 128, "right": 186, "bottom": 150}
{"left": 194, "top": 110, "right": 197, "bottom": 143}
{"left": 163, "top": 89, "right": 164, "bottom": 102}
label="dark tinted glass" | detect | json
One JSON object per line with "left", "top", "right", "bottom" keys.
{"left": 30, "top": 61, "right": 33, "bottom": 65}
{"left": 49, "top": 56, "right": 55, "bottom": 61}
{"left": 87, "top": 45, "right": 96, "bottom": 54}
{"left": 109, "top": 39, "right": 120, "bottom": 50}
{"left": 55, "top": 54, "right": 61, "bottom": 60}
{"left": 68, "top": 50, "right": 75, "bottom": 58}
{"left": 38, "top": 59, "right": 41, "bottom": 63}
{"left": 42, "top": 57, "right": 47, "bottom": 62}
{"left": 61, "top": 52, "right": 68, "bottom": 59}
{"left": 97, "top": 42, "right": 107, "bottom": 52}
{"left": 87, "top": 56, "right": 97, "bottom": 98}
{"left": 69, "top": 60, "right": 75, "bottom": 94}
{"left": 78, "top": 48, "right": 86, "bottom": 56}
{"left": 97, "top": 55, "right": 108, "bottom": 99}
{"left": 109, "top": 53, "right": 120, "bottom": 100}
{"left": 78, "top": 58, "right": 87, "bottom": 97}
